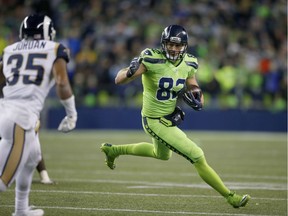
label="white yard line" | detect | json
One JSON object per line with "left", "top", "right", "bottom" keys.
{"left": 4, "top": 188, "right": 287, "bottom": 201}
{"left": 51, "top": 169, "right": 287, "bottom": 181}
{"left": 0, "top": 204, "right": 283, "bottom": 216}
{"left": 29, "top": 190, "right": 287, "bottom": 201}
{"left": 46, "top": 178, "right": 287, "bottom": 191}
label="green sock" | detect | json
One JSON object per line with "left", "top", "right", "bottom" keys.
{"left": 194, "top": 157, "right": 230, "bottom": 197}
{"left": 114, "top": 142, "right": 156, "bottom": 158}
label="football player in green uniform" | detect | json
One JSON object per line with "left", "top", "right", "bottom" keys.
{"left": 101, "top": 25, "right": 250, "bottom": 208}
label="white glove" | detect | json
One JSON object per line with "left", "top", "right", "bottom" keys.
{"left": 58, "top": 116, "right": 77, "bottom": 133}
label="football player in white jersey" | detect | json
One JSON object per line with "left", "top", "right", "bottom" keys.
{"left": 0, "top": 14, "right": 77, "bottom": 216}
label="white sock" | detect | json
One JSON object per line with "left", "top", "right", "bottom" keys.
{"left": 15, "top": 189, "right": 29, "bottom": 212}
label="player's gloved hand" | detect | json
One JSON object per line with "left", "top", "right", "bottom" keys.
{"left": 126, "top": 57, "right": 143, "bottom": 78}
{"left": 58, "top": 115, "right": 77, "bottom": 133}
{"left": 58, "top": 95, "right": 77, "bottom": 132}
{"left": 183, "top": 91, "right": 203, "bottom": 111}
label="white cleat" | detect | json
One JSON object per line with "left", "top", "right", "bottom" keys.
{"left": 12, "top": 206, "right": 44, "bottom": 216}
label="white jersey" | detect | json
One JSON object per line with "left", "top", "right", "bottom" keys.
{"left": 0, "top": 39, "right": 69, "bottom": 130}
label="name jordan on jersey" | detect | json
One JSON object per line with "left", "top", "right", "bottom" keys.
{"left": 13, "top": 40, "right": 47, "bottom": 51}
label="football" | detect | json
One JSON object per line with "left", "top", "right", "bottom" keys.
{"left": 182, "top": 84, "right": 203, "bottom": 111}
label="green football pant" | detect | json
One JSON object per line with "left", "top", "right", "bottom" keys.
{"left": 112, "top": 117, "right": 230, "bottom": 197}
{"left": 113, "top": 117, "right": 203, "bottom": 161}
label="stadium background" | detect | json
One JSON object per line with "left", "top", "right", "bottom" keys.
{"left": 0, "top": 0, "right": 287, "bottom": 131}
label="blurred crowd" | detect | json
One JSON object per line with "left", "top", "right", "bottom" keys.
{"left": 0, "top": 0, "right": 287, "bottom": 111}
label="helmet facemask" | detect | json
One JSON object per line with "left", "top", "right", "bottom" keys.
{"left": 162, "top": 41, "right": 187, "bottom": 61}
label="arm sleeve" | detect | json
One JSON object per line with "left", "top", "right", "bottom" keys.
{"left": 140, "top": 48, "right": 155, "bottom": 71}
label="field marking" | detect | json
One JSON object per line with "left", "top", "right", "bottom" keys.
{"left": 4, "top": 189, "right": 287, "bottom": 201}
{"left": 32, "top": 190, "right": 287, "bottom": 201}
{"left": 51, "top": 169, "right": 287, "bottom": 181}
{"left": 48, "top": 178, "right": 287, "bottom": 191}
{"left": 0, "top": 204, "right": 283, "bottom": 216}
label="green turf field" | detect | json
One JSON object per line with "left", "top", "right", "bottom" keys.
{"left": 0, "top": 130, "right": 287, "bottom": 216}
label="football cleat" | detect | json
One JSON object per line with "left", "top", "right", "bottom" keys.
{"left": 12, "top": 206, "right": 44, "bottom": 216}
{"left": 227, "top": 192, "right": 250, "bottom": 208}
{"left": 100, "top": 143, "right": 118, "bottom": 170}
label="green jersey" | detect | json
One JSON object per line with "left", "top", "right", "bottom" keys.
{"left": 140, "top": 48, "right": 198, "bottom": 118}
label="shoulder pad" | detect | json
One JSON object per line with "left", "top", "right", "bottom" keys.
{"left": 143, "top": 49, "right": 153, "bottom": 56}
{"left": 184, "top": 53, "right": 198, "bottom": 69}
{"left": 141, "top": 48, "right": 165, "bottom": 64}
{"left": 56, "top": 43, "right": 70, "bottom": 63}
{"left": 185, "top": 61, "right": 198, "bottom": 69}
{"left": 141, "top": 48, "right": 162, "bottom": 57}
{"left": 144, "top": 57, "right": 166, "bottom": 64}
{"left": 186, "top": 53, "right": 196, "bottom": 58}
